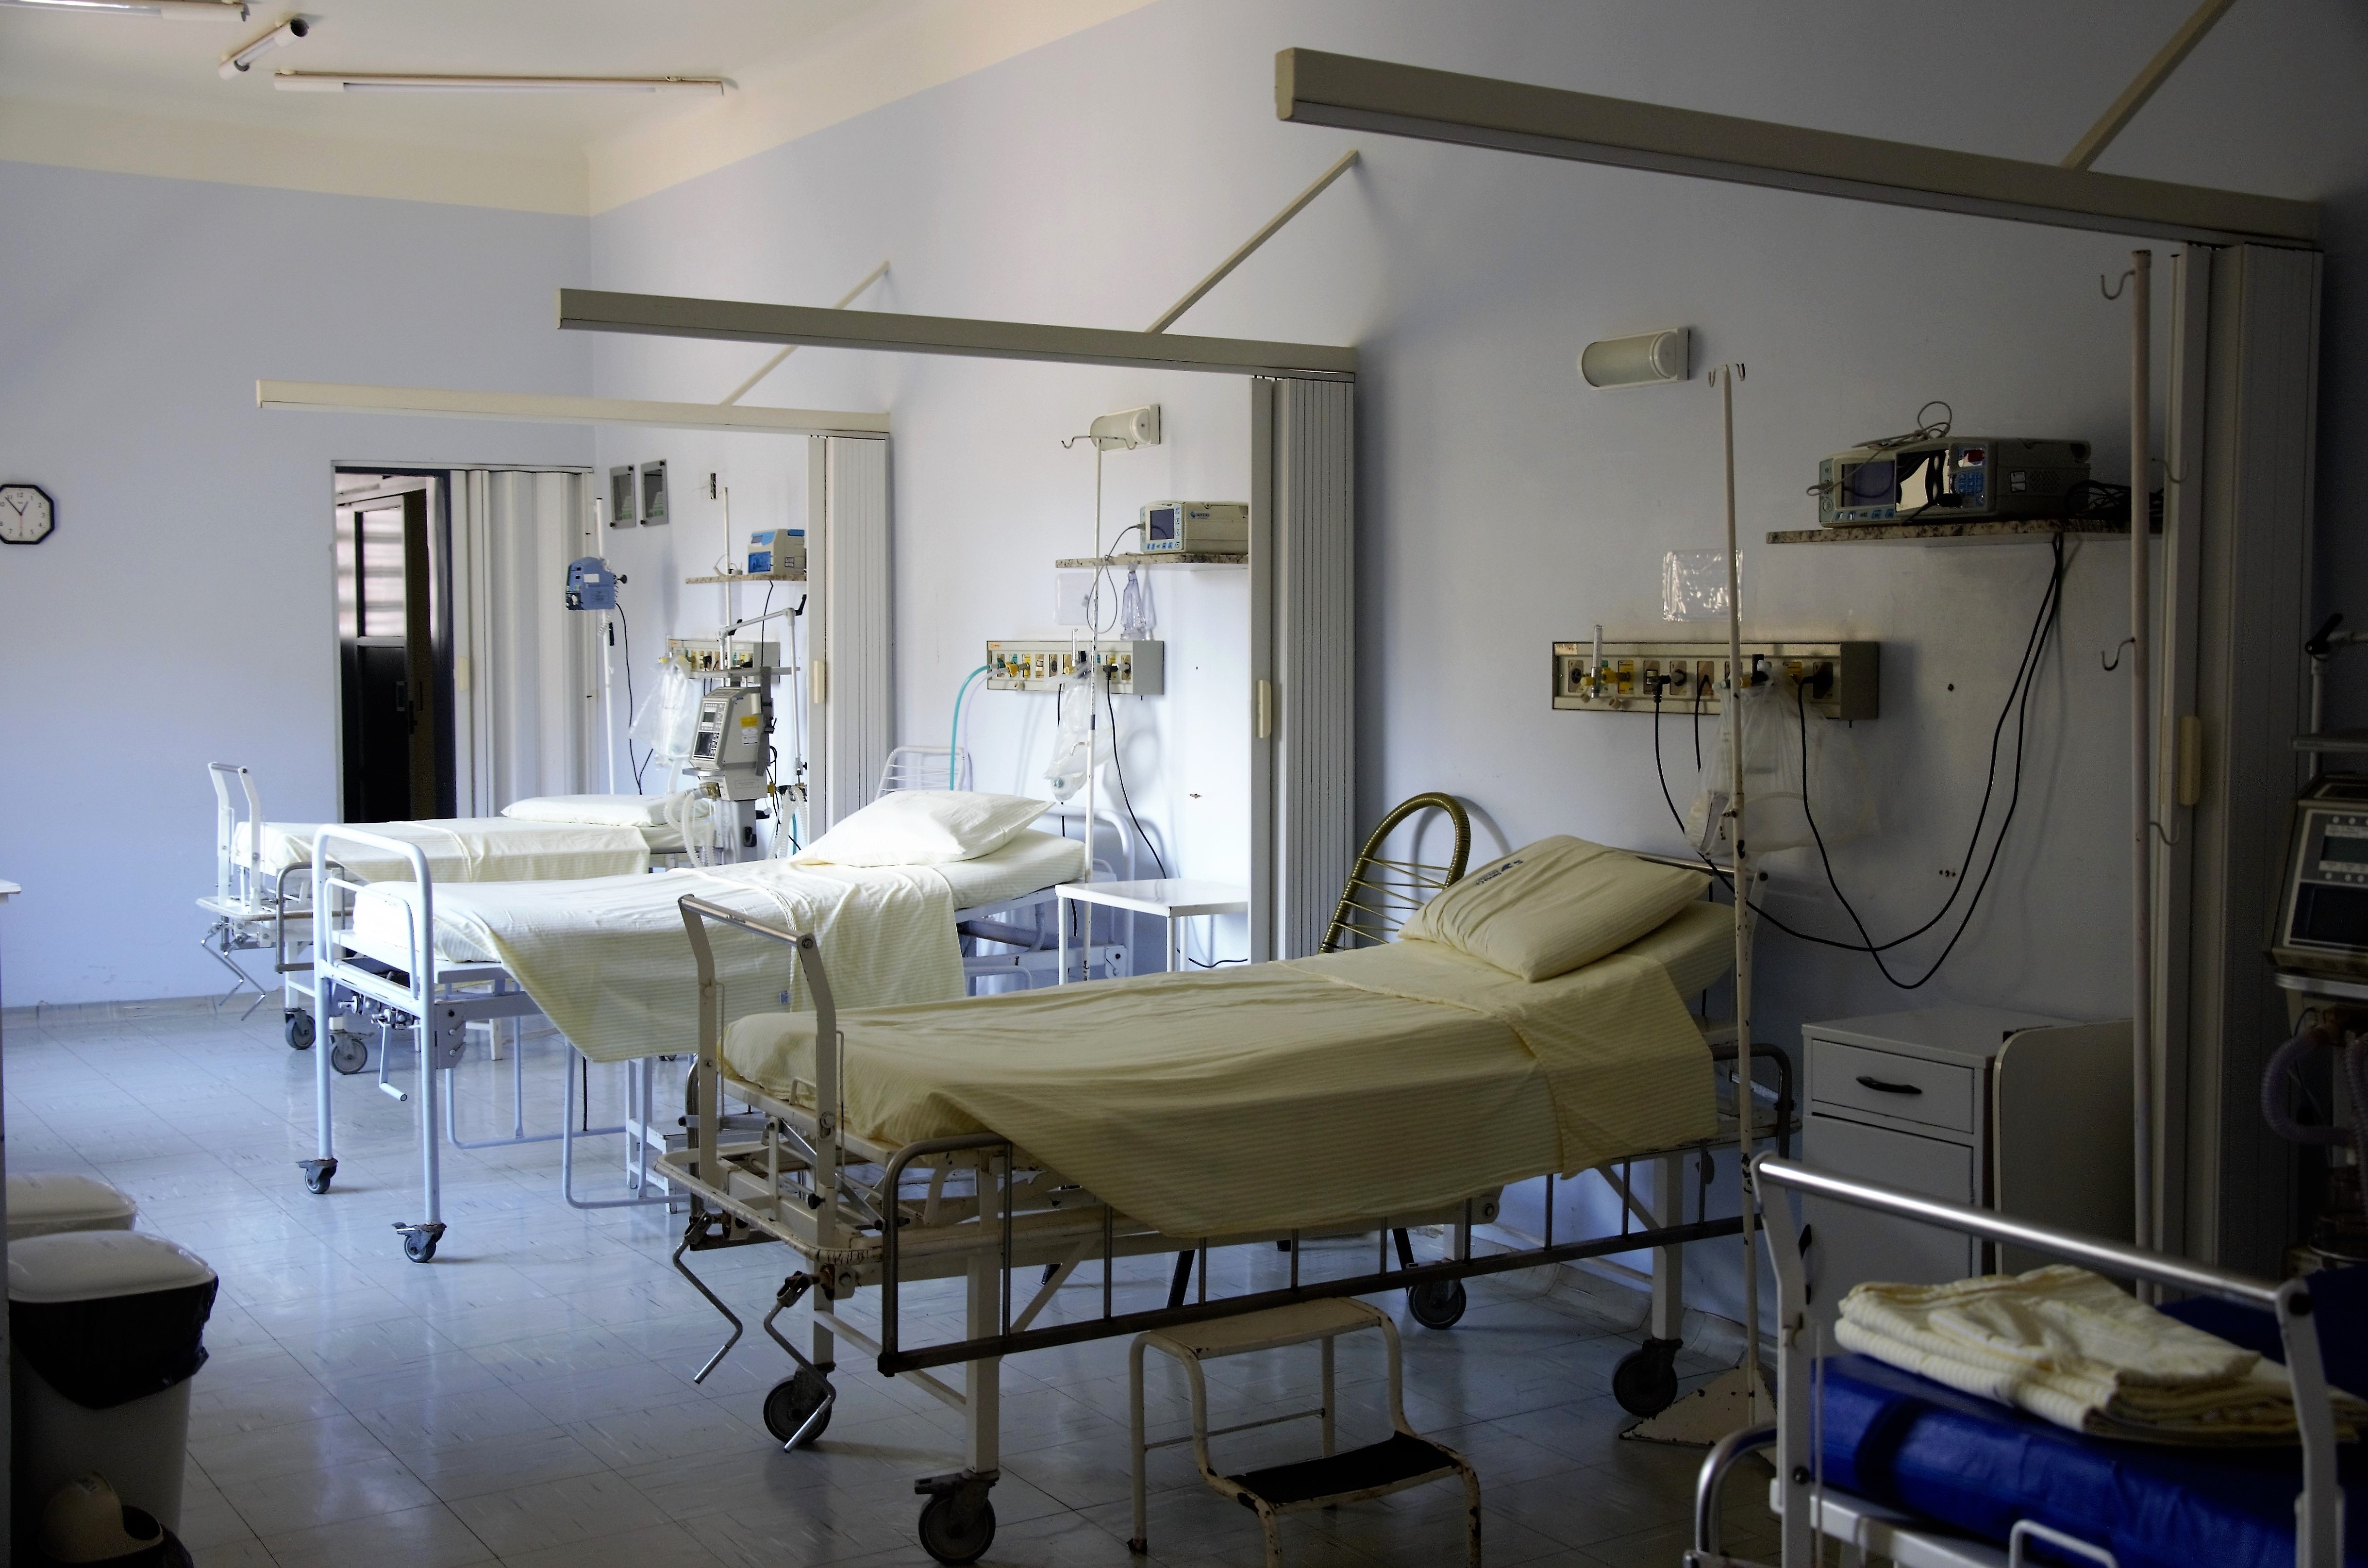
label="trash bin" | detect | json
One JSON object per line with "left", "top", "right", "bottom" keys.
{"left": 10, "top": 1231, "right": 215, "bottom": 1540}
{"left": 7, "top": 1173, "right": 136, "bottom": 1241}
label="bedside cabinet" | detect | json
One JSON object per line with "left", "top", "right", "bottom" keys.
{"left": 1801, "top": 1005, "right": 2132, "bottom": 1329}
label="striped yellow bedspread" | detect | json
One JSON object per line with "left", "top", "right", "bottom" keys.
{"left": 722, "top": 902, "right": 1725, "bottom": 1238}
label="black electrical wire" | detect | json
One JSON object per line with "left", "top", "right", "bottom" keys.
{"left": 615, "top": 601, "right": 648, "bottom": 791}
{"left": 1795, "top": 528, "right": 2064, "bottom": 985}
{"left": 1648, "top": 528, "right": 2066, "bottom": 977}
{"left": 1101, "top": 682, "right": 1169, "bottom": 880}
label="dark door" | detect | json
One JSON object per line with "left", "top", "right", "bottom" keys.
{"left": 337, "top": 483, "right": 453, "bottom": 821}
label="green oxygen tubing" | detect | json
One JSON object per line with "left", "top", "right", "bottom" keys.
{"left": 949, "top": 665, "right": 990, "bottom": 787}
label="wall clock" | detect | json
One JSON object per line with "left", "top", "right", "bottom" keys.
{"left": 0, "top": 484, "right": 54, "bottom": 545}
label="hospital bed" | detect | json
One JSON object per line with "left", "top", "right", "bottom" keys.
{"left": 652, "top": 856, "right": 1791, "bottom": 1566}
{"left": 1688, "top": 1156, "right": 2361, "bottom": 1568}
{"left": 301, "top": 813, "right": 1104, "bottom": 1258}
{"left": 197, "top": 761, "right": 689, "bottom": 1050}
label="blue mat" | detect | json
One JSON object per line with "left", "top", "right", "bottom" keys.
{"left": 1813, "top": 1268, "right": 2368, "bottom": 1568}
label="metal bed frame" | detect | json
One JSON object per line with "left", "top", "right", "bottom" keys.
{"left": 300, "top": 823, "right": 1121, "bottom": 1261}
{"left": 660, "top": 890, "right": 1793, "bottom": 1566}
{"left": 1687, "top": 1154, "right": 2348, "bottom": 1568}
{"left": 199, "top": 762, "right": 319, "bottom": 1044}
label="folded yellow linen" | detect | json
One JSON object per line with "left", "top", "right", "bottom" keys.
{"left": 1837, "top": 1265, "right": 2367, "bottom": 1444}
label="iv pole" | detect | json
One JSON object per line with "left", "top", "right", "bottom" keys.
{"left": 2125, "top": 251, "right": 2156, "bottom": 1264}
{"left": 1718, "top": 362, "right": 1764, "bottom": 1422}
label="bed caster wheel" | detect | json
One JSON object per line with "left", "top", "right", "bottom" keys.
{"left": 914, "top": 1477, "right": 996, "bottom": 1566}
{"left": 284, "top": 1010, "right": 315, "bottom": 1051}
{"left": 1406, "top": 1278, "right": 1467, "bottom": 1330}
{"left": 1613, "top": 1336, "right": 1683, "bottom": 1417}
{"left": 329, "top": 1035, "right": 368, "bottom": 1075}
{"left": 298, "top": 1157, "right": 336, "bottom": 1196}
{"left": 397, "top": 1222, "right": 444, "bottom": 1263}
{"left": 762, "top": 1366, "right": 834, "bottom": 1448}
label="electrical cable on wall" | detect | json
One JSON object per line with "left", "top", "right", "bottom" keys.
{"left": 1650, "top": 529, "right": 2067, "bottom": 985}
{"left": 615, "top": 601, "right": 648, "bottom": 791}
{"left": 1101, "top": 683, "right": 1168, "bottom": 881}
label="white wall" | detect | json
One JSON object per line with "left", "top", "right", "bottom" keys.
{"left": 582, "top": 0, "right": 2368, "bottom": 1318}
{"left": 0, "top": 161, "right": 590, "bottom": 1004}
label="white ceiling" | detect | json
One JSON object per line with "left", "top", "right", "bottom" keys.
{"left": 0, "top": 0, "right": 1153, "bottom": 211}
{"left": 0, "top": 0, "right": 881, "bottom": 158}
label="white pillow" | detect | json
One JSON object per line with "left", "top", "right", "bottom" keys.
{"left": 793, "top": 791, "right": 1048, "bottom": 867}
{"left": 1399, "top": 835, "right": 1708, "bottom": 982}
{"left": 501, "top": 793, "right": 680, "bottom": 829}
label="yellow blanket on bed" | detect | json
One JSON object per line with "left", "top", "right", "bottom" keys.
{"left": 721, "top": 905, "right": 1723, "bottom": 1238}
{"left": 367, "top": 862, "right": 965, "bottom": 1064}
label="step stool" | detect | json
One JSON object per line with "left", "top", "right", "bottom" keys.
{"left": 1128, "top": 1297, "right": 1480, "bottom": 1567}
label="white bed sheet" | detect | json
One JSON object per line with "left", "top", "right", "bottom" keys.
{"left": 345, "top": 830, "right": 1086, "bottom": 969}
{"left": 242, "top": 817, "right": 683, "bottom": 881}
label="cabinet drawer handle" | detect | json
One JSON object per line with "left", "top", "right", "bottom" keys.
{"left": 1856, "top": 1074, "right": 1923, "bottom": 1095}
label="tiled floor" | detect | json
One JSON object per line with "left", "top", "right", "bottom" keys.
{"left": 2, "top": 1000, "right": 1779, "bottom": 1568}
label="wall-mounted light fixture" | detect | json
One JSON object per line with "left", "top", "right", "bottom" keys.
{"left": 1579, "top": 328, "right": 1689, "bottom": 388}
{"left": 1086, "top": 405, "right": 1161, "bottom": 451}
{"left": 219, "top": 14, "right": 306, "bottom": 77}
{"left": 0, "top": 0, "right": 245, "bottom": 17}
{"left": 274, "top": 72, "right": 725, "bottom": 95}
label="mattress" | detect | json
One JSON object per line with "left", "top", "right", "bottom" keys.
{"left": 345, "top": 832, "right": 1089, "bottom": 1063}
{"left": 1812, "top": 1351, "right": 2367, "bottom": 1568}
{"left": 720, "top": 900, "right": 1730, "bottom": 1238}
{"left": 243, "top": 817, "right": 679, "bottom": 882}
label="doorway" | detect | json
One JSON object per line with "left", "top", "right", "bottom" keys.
{"left": 335, "top": 472, "right": 455, "bottom": 821}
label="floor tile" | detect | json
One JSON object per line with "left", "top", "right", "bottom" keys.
{"left": 258, "top": 1499, "right": 494, "bottom": 1568}
{"left": 8, "top": 1006, "right": 1732, "bottom": 1568}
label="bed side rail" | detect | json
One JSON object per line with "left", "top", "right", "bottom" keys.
{"left": 1749, "top": 1153, "right": 2342, "bottom": 1568}
{"left": 312, "top": 825, "right": 439, "bottom": 1011}
{"left": 678, "top": 893, "right": 841, "bottom": 1240}
{"left": 208, "top": 762, "right": 267, "bottom": 905}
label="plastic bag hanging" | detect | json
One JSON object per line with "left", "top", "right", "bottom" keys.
{"left": 631, "top": 663, "right": 703, "bottom": 764}
{"left": 1043, "top": 671, "right": 1112, "bottom": 802}
{"left": 1686, "top": 669, "right": 1874, "bottom": 857}
{"left": 1117, "top": 567, "right": 1153, "bottom": 641}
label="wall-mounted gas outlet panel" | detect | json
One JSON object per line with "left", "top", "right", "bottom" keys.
{"left": 1551, "top": 640, "right": 1879, "bottom": 719}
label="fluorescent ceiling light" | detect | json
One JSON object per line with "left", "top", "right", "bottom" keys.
{"left": 220, "top": 14, "right": 306, "bottom": 78}
{"left": 0, "top": 0, "right": 246, "bottom": 16}
{"left": 275, "top": 71, "right": 724, "bottom": 95}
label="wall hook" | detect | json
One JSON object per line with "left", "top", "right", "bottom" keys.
{"left": 2102, "top": 635, "right": 2136, "bottom": 671}
{"left": 2101, "top": 269, "right": 2135, "bottom": 300}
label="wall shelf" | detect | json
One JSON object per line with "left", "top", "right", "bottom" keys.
{"left": 1055, "top": 551, "right": 1247, "bottom": 568}
{"left": 1767, "top": 518, "right": 2159, "bottom": 546}
{"left": 684, "top": 571, "right": 806, "bottom": 584}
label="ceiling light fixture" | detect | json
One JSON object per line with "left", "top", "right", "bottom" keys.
{"left": 0, "top": 0, "right": 246, "bottom": 17}
{"left": 274, "top": 71, "right": 724, "bottom": 95}
{"left": 220, "top": 14, "right": 306, "bottom": 77}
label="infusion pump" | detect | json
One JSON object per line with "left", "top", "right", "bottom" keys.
{"left": 689, "top": 685, "right": 771, "bottom": 801}
{"left": 2272, "top": 776, "right": 2368, "bottom": 983}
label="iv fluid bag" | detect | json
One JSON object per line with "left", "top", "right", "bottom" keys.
{"left": 1044, "top": 674, "right": 1112, "bottom": 803}
{"left": 631, "top": 665, "right": 703, "bottom": 764}
{"left": 1686, "top": 674, "right": 1874, "bottom": 857}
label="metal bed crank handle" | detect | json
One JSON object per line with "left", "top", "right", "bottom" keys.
{"left": 1746, "top": 1153, "right": 2344, "bottom": 1568}
{"left": 677, "top": 894, "right": 842, "bottom": 1223}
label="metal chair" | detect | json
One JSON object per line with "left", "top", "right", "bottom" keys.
{"left": 1317, "top": 791, "right": 1471, "bottom": 953}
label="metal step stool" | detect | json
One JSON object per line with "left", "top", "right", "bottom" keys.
{"left": 1128, "top": 1297, "right": 1480, "bottom": 1567}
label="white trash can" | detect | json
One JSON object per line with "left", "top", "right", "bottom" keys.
{"left": 7, "top": 1173, "right": 136, "bottom": 1241}
{"left": 10, "top": 1231, "right": 215, "bottom": 1538}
